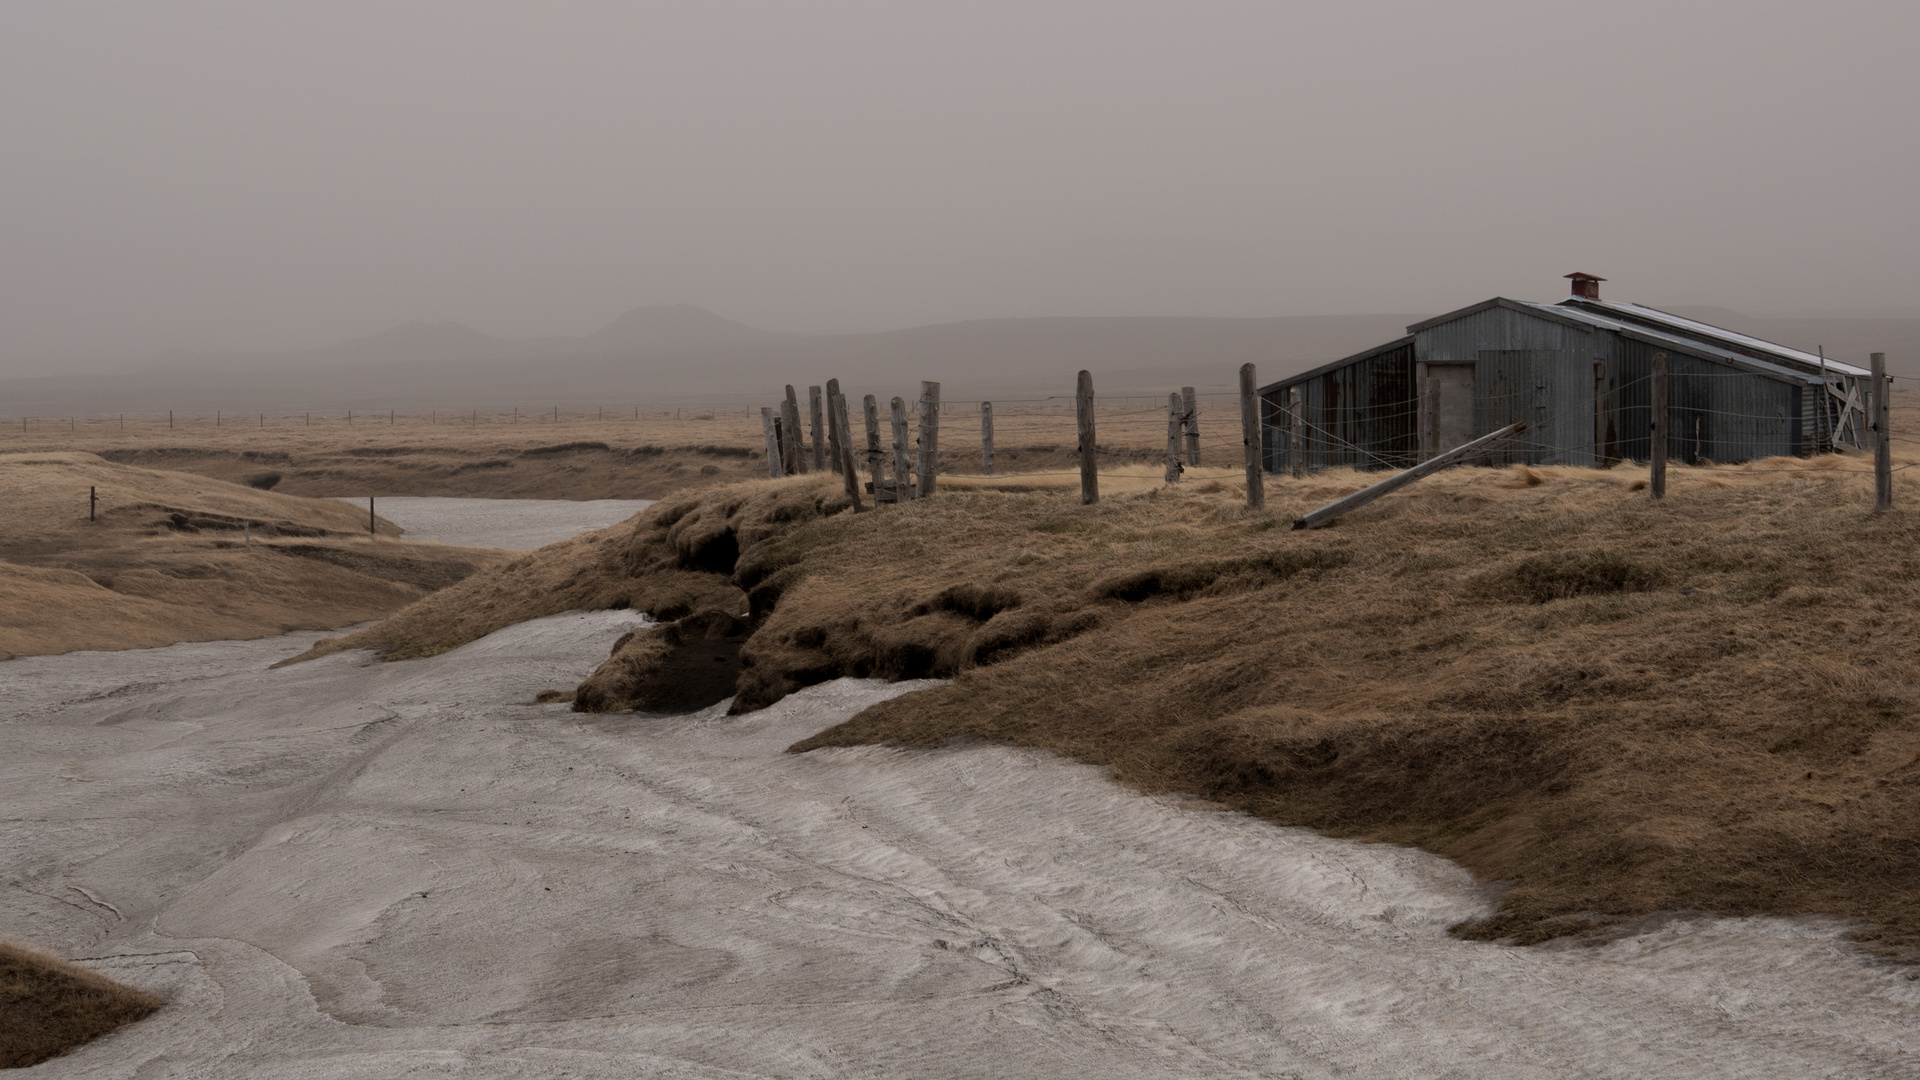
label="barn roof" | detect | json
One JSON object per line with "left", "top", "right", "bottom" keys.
{"left": 1561, "top": 298, "right": 1874, "bottom": 379}
{"left": 1256, "top": 335, "right": 1413, "bottom": 395}
{"left": 1261, "top": 294, "right": 1857, "bottom": 396}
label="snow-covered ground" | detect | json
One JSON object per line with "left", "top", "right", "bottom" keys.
{"left": 343, "top": 496, "right": 653, "bottom": 550}
{"left": 4, "top": 501, "right": 1916, "bottom": 1077}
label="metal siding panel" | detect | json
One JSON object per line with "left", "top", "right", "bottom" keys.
{"left": 1255, "top": 341, "right": 1416, "bottom": 473}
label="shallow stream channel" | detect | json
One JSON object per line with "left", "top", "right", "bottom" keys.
{"left": 4, "top": 499, "right": 1915, "bottom": 1077}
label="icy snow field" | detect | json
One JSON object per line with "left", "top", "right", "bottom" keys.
{"left": 4, "top": 500, "right": 1917, "bottom": 1078}
{"left": 345, "top": 496, "right": 654, "bottom": 551}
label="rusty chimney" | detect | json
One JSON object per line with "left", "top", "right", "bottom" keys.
{"left": 1565, "top": 271, "right": 1605, "bottom": 300}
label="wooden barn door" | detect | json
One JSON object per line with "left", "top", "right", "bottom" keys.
{"left": 1429, "top": 363, "right": 1476, "bottom": 452}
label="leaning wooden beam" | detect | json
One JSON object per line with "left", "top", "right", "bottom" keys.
{"left": 1291, "top": 421, "right": 1527, "bottom": 531}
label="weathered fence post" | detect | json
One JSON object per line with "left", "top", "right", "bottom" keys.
{"left": 809, "top": 385, "right": 830, "bottom": 473}
{"left": 827, "top": 380, "right": 864, "bottom": 511}
{"left": 824, "top": 381, "right": 845, "bottom": 482}
{"left": 1422, "top": 377, "right": 1439, "bottom": 461}
{"left": 1650, "top": 351, "right": 1668, "bottom": 499}
{"left": 1290, "top": 387, "right": 1306, "bottom": 480}
{"left": 1182, "top": 386, "right": 1200, "bottom": 465}
{"left": 762, "top": 407, "right": 783, "bottom": 477}
{"left": 1240, "top": 363, "right": 1264, "bottom": 510}
{"left": 89, "top": 486, "right": 96, "bottom": 521}
{"left": 863, "top": 394, "right": 884, "bottom": 489}
{"left": 781, "top": 387, "right": 806, "bottom": 474}
{"left": 980, "top": 402, "right": 995, "bottom": 476}
{"left": 369, "top": 496, "right": 376, "bottom": 536}
{"left": 891, "top": 396, "right": 914, "bottom": 500}
{"left": 916, "top": 381, "right": 941, "bottom": 498}
{"left": 1076, "top": 370, "right": 1098, "bottom": 504}
{"left": 1873, "top": 352, "right": 1892, "bottom": 512}
{"left": 1166, "top": 393, "right": 1183, "bottom": 483}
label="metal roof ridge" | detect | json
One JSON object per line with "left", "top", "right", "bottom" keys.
{"left": 1564, "top": 298, "right": 1873, "bottom": 377}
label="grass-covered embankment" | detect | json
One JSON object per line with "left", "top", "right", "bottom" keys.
{"left": 307, "top": 458, "right": 1920, "bottom": 957}
{"left": 0, "top": 452, "right": 507, "bottom": 657}
{"left": 0, "top": 940, "right": 161, "bottom": 1067}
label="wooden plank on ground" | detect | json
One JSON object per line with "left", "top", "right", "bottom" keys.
{"left": 1292, "top": 421, "right": 1527, "bottom": 531}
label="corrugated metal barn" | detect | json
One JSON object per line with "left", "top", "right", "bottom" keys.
{"left": 1260, "top": 274, "right": 1877, "bottom": 472}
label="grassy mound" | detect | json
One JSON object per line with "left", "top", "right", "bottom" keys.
{"left": 0, "top": 453, "right": 505, "bottom": 657}
{"left": 286, "top": 475, "right": 854, "bottom": 664}
{"left": 0, "top": 940, "right": 161, "bottom": 1068}
{"left": 315, "top": 455, "right": 1920, "bottom": 955}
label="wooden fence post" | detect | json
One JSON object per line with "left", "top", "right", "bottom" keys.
{"left": 827, "top": 380, "right": 864, "bottom": 511}
{"left": 1650, "top": 351, "right": 1668, "bottom": 499}
{"left": 980, "top": 402, "right": 995, "bottom": 476}
{"left": 782, "top": 386, "right": 805, "bottom": 474}
{"left": 1873, "top": 352, "right": 1892, "bottom": 512}
{"left": 891, "top": 396, "right": 914, "bottom": 500}
{"left": 1166, "top": 393, "right": 1183, "bottom": 483}
{"left": 1422, "top": 377, "right": 1439, "bottom": 461}
{"left": 916, "top": 380, "right": 941, "bottom": 498}
{"left": 764, "top": 410, "right": 785, "bottom": 476}
{"left": 809, "top": 385, "right": 830, "bottom": 474}
{"left": 1076, "top": 370, "right": 1099, "bottom": 504}
{"left": 824, "top": 381, "right": 845, "bottom": 483}
{"left": 1182, "top": 386, "right": 1200, "bottom": 465}
{"left": 1240, "top": 363, "right": 1264, "bottom": 510}
{"left": 863, "top": 394, "right": 884, "bottom": 489}
{"left": 1290, "top": 387, "right": 1305, "bottom": 480}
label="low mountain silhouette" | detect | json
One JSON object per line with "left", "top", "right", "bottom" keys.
{"left": 146, "top": 305, "right": 781, "bottom": 372}
{"left": 586, "top": 304, "right": 781, "bottom": 352}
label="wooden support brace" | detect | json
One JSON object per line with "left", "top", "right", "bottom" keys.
{"left": 1292, "top": 422, "right": 1527, "bottom": 531}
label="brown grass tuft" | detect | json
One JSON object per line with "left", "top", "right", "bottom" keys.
{"left": 0, "top": 939, "right": 161, "bottom": 1068}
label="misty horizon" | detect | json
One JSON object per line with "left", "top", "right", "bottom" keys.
{"left": 3, "top": 2, "right": 1916, "bottom": 378}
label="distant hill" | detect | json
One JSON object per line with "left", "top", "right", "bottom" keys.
{"left": 8, "top": 305, "right": 1909, "bottom": 417}
{"left": 586, "top": 304, "right": 782, "bottom": 352}
{"left": 147, "top": 305, "right": 783, "bottom": 373}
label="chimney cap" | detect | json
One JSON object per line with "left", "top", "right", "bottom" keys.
{"left": 1565, "top": 271, "right": 1606, "bottom": 299}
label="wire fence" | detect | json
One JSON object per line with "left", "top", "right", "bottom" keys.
{"left": 9, "top": 371, "right": 1917, "bottom": 490}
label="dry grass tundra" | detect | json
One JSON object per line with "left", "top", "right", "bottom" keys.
{"left": 296, "top": 452, "right": 1920, "bottom": 960}
{"left": 0, "top": 451, "right": 506, "bottom": 657}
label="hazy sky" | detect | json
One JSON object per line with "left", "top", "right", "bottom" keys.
{"left": 2, "top": 1, "right": 1915, "bottom": 370}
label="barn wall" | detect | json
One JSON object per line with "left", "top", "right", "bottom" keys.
{"left": 1607, "top": 339, "right": 1801, "bottom": 463}
{"left": 1420, "top": 307, "right": 1803, "bottom": 466}
{"left": 1260, "top": 304, "right": 1811, "bottom": 474}
{"left": 1416, "top": 306, "right": 1616, "bottom": 467}
{"left": 1264, "top": 341, "right": 1416, "bottom": 473}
